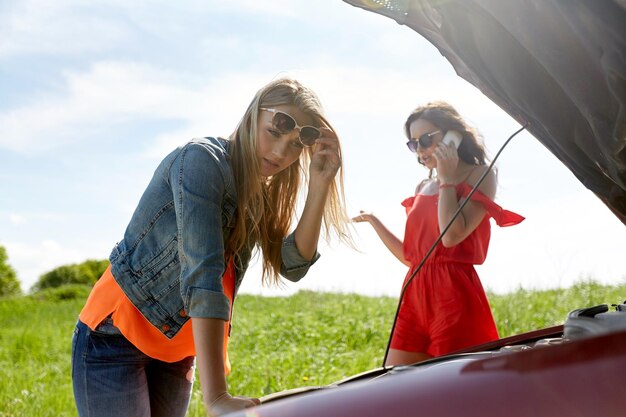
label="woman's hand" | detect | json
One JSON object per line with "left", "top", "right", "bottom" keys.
{"left": 351, "top": 210, "right": 376, "bottom": 224}
{"left": 293, "top": 126, "right": 340, "bottom": 260}
{"left": 192, "top": 318, "right": 259, "bottom": 417}
{"left": 209, "top": 392, "right": 260, "bottom": 416}
{"left": 309, "top": 127, "right": 341, "bottom": 186}
{"left": 351, "top": 210, "right": 409, "bottom": 266}
{"left": 433, "top": 141, "right": 459, "bottom": 184}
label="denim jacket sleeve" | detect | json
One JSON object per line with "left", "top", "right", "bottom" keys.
{"left": 170, "top": 142, "right": 233, "bottom": 321}
{"left": 280, "top": 231, "right": 321, "bottom": 281}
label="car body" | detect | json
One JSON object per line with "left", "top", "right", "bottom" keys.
{"left": 233, "top": 322, "right": 626, "bottom": 416}
{"left": 228, "top": 1, "right": 626, "bottom": 416}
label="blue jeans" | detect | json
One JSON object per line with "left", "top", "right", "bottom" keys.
{"left": 72, "top": 319, "right": 195, "bottom": 417}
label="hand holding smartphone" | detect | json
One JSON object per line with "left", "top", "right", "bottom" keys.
{"left": 442, "top": 130, "right": 462, "bottom": 149}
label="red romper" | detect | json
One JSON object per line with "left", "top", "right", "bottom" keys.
{"left": 390, "top": 182, "right": 524, "bottom": 357}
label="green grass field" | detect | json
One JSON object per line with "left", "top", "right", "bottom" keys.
{"left": 1, "top": 281, "right": 624, "bottom": 416}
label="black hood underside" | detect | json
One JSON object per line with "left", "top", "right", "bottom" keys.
{"left": 344, "top": 0, "right": 626, "bottom": 224}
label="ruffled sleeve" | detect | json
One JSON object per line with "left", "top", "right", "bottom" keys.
{"left": 401, "top": 196, "right": 415, "bottom": 215}
{"left": 458, "top": 183, "right": 525, "bottom": 227}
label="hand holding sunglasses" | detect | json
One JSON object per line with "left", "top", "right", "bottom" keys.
{"left": 309, "top": 125, "right": 342, "bottom": 183}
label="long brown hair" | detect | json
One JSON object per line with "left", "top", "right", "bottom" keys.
{"left": 227, "top": 78, "right": 352, "bottom": 285}
{"left": 404, "top": 101, "right": 488, "bottom": 167}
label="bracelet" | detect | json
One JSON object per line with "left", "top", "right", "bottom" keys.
{"left": 439, "top": 183, "right": 457, "bottom": 189}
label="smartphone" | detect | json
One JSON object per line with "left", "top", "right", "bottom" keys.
{"left": 442, "top": 130, "right": 462, "bottom": 149}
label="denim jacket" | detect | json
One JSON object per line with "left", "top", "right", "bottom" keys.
{"left": 109, "top": 137, "right": 320, "bottom": 339}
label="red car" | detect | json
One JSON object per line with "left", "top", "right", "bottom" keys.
{"left": 229, "top": 1, "right": 626, "bottom": 415}
{"left": 237, "top": 319, "right": 626, "bottom": 416}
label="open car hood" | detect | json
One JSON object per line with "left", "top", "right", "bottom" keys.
{"left": 343, "top": 0, "right": 626, "bottom": 224}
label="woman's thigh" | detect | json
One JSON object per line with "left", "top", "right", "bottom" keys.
{"left": 72, "top": 319, "right": 195, "bottom": 417}
{"left": 146, "top": 356, "right": 195, "bottom": 417}
{"left": 385, "top": 348, "right": 432, "bottom": 367}
{"left": 72, "top": 319, "right": 152, "bottom": 417}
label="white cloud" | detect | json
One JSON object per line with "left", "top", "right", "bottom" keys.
{"left": 2, "top": 239, "right": 106, "bottom": 291}
{"left": 0, "top": 60, "right": 502, "bottom": 156}
{"left": 0, "top": 0, "right": 337, "bottom": 59}
{"left": 0, "top": 61, "right": 206, "bottom": 152}
{"left": 0, "top": 0, "right": 134, "bottom": 57}
{"left": 194, "top": 0, "right": 301, "bottom": 17}
{"left": 2, "top": 211, "right": 65, "bottom": 225}
{"left": 9, "top": 214, "right": 26, "bottom": 225}
{"left": 478, "top": 192, "right": 626, "bottom": 294}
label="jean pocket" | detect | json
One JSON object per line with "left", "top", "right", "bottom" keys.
{"left": 93, "top": 317, "right": 123, "bottom": 336}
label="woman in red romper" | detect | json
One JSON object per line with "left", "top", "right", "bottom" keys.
{"left": 353, "top": 101, "right": 524, "bottom": 366}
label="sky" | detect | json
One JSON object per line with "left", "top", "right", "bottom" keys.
{"left": 1, "top": 0, "right": 625, "bottom": 298}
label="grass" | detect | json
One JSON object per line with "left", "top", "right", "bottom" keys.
{"left": 1, "top": 281, "right": 625, "bottom": 416}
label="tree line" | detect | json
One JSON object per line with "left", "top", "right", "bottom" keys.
{"left": 0, "top": 245, "right": 107, "bottom": 297}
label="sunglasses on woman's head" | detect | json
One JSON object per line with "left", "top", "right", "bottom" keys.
{"left": 406, "top": 130, "right": 441, "bottom": 153}
{"left": 260, "top": 108, "right": 322, "bottom": 146}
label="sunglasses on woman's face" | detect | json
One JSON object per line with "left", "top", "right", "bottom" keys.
{"left": 406, "top": 130, "right": 441, "bottom": 153}
{"left": 260, "top": 108, "right": 322, "bottom": 146}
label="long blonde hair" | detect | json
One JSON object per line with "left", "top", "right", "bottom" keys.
{"left": 227, "top": 78, "right": 352, "bottom": 285}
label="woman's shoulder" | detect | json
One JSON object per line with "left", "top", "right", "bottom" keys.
{"left": 416, "top": 178, "right": 437, "bottom": 195}
{"left": 182, "top": 137, "right": 232, "bottom": 163}
{"left": 463, "top": 165, "right": 496, "bottom": 195}
{"left": 169, "top": 138, "right": 234, "bottom": 182}
{"left": 186, "top": 137, "right": 229, "bottom": 154}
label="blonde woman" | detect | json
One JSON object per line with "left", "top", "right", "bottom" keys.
{"left": 72, "top": 78, "right": 351, "bottom": 416}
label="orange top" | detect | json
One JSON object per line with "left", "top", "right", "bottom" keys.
{"left": 79, "top": 260, "right": 235, "bottom": 374}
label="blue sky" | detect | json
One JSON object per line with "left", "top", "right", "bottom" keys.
{"left": 1, "top": 0, "right": 625, "bottom": 296}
